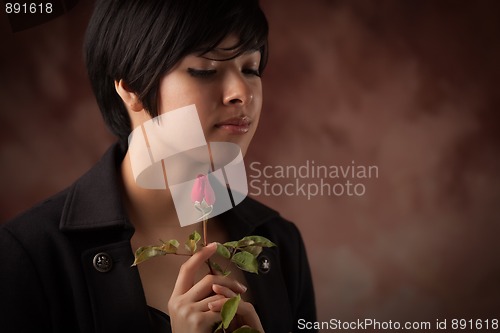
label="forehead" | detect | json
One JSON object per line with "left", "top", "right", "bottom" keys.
{"left": 201, "top": 35, "right": 260, "bottom": 61}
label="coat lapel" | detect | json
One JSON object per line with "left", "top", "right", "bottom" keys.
{"left": 59, "top": 144, "right": 153, "bottom": 332}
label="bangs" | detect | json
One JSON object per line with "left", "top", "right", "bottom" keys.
{"left": 184, "top": 0, "right": 269, "bottom": 70}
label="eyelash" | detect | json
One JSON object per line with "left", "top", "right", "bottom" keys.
{"left": 187, "top": 68, "right": 216, "bottom": 78}
{"left": 187, "top": 68, "right": 261, "bottom": 78}
{"left": 242, "top": 68, "right": 261, "bottom": 77}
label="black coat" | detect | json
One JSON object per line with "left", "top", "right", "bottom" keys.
{"left": 0, "top": 144, "right": 317, "bottom": 333}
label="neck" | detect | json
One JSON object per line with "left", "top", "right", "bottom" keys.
{"left": 121, "top": 152, "right": 181, "bottom": 233}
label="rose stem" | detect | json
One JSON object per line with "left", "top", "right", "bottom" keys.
{"left": 203, "top": 217, "right": 215, "bottom": 275}
{"left": 203, "top": 219, "right": 208, "bottom": 246}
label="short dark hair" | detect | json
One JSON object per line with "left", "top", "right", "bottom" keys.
{"left": 84, "top": 0, "right": 269, "bottom": 147}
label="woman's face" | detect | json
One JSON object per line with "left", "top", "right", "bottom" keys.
{"left": 157, "top": 35, "right": 263, "bottom": 156}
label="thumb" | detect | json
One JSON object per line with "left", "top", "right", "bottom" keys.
{"left": 171, "top": 242, "right": 217, "bottom": 296}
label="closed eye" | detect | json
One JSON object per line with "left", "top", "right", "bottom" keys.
{"left": 187, "top": 68, "right": 216, "bottom": 78}
{"left": 242, "top": 68, "right": 261, "bottom": 77}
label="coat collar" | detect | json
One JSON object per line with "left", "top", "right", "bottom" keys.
{"left": 60, "top": 144, "right": 130, "bottom": 232}
{"left": 59, "top": 143, "right": 279, "bottom": 236}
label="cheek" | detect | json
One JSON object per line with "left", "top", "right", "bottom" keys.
{"left": 252, "top": 85, "right": 263, "bottom": 120}
{"left": 252, "top": 82, "right": 263, "bottom": 109}
{"left": 157, "top": 76, "right": 209, "bottom": 114}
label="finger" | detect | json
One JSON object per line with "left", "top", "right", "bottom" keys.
{"left": 234, "top": 301, "right": 265, "bottom": 332}
{"left": 171, "top": 310, "right": 222, "bottom": 332}
{"left": 171, "top": 242, "right": 217, "bottom": 297}
{"left": 183, "top": 274, "right": 247, "bottom": 302}
{"left": 208, "top": 299, "right": 265, "bottom": 332}
{"left": 207, "top": 297, "right": 248, "bottom": 312}
{"left": 191, "top": 294, "right": 225, "bottom": 312}
{"left": 207, "top": 297, "right": 227, "bottom": 312}
{"left": 212, "top": 284, "right": 237, "bottom": 298}
{"left": 234, "top": 300, "right": 258, "bottom": 318}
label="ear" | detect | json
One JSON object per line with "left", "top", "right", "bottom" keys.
{"left": 114, "top": 79, "right": 144, "bottom": 112}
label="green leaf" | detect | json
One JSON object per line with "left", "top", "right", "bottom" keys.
{"left": 240, "top": 236, "right": 276, "bottom": 248}
{"left": 214, "top": 322, "right": 223, "bottom": 332}
{"left": 185, "top": 230, "right": 201, "bottom": 254}
{"left": 221, "top": 294, "right": 240, "bottom": 329}
{"left": 216, "top": 243, "right": 231, "bottom": 259}
{"left": 233, "top": 327, "right": 261, "bottom": 333}
{"left": 231, "top": 251, "right": 258, "bottom": 273}
{"left": 160, "top": 239, "right": 179, "bottom": 254}
{"left": 223, "top": 241, "right": 238, "bottom": 248}
{"left": 192, "top": 230, "right": 202, "bottom": 242}
{"left": 209, "top": 260, "right": 231, "bottom": 276}
{"left": 242, "top": 245, "right": 262, "bottom": 257}
{"left": 237, "top": 239, "right": 255, "bottom": 247}
{"left": 132, "top": 246, "right": 166, "bottom": 266}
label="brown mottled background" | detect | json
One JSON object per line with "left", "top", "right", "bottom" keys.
{"left": 1, "top": 0, "right": 499, "bottom": 331}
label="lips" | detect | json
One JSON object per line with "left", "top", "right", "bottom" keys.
{"left": 214, "top": 116, "right": 251, "bottom": 134}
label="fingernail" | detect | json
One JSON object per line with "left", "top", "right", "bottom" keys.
{"left": 208, "top": 302, "right": 214, "bottom": 310}
{"left": 237, "top": 282, "right": 247, "bottom": 292}
{"left": 207, "top": 242, "right": 217, "bottom": 249}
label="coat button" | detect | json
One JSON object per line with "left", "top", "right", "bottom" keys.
{"left": 258, "top": 255, "right": 271, "bottom": 274}
{"left": 93, "top": 252, "right": 113, "bottom": 273}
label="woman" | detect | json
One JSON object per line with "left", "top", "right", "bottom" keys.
{"left": 0, "top": 1, "right": 317, "bottom": 332}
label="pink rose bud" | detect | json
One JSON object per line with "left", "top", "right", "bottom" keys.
{"left": 191, "top": 174, "right": 205, "bottom": 203}
{"left": 191, "top": 174, "right": 216, "bottom": 205}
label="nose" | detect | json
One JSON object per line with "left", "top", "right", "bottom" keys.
{"left": 222, "top": 72, "right": 253, "bottom": 106}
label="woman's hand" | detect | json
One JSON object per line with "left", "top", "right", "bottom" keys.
{"left": 168, "top": 242, "right": 248, "bottom": 333}
{"left": 208, "top": 285, "right": 265, "bottom": 333}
